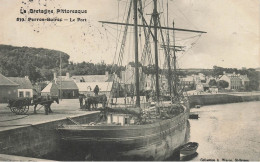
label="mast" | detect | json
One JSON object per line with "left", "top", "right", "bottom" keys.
{"left": 172, "top": 21, "right": 177, "bottom": 97}
{"left": 166, "top": 0, "right": 172, "bottom": 97}
{"left": 99, "top": 0, "right": 206, "bottom": 105}
{"left": 134, "top": 0, "right": 140, "bottom": 107}
{"left": 60, "top": 52, "right": 62, "bottom": 101}
{"left": 153, "top": 0, "right": 160, "bottom": 103}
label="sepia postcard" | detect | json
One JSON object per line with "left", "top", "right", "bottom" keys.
{"left": 0, "top": 0, "right": 259, "bottom": 161}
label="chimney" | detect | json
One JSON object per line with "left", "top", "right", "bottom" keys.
{"left": 66, "top": 72, "right": 70, "bottom": 79}
{"left": 223, "top": 71, "right": 226, "bottom": 75}
{"left": 53, "top": 72, "right": 57, "bottom": 80}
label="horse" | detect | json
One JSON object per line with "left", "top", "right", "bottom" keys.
{"left": 33, "top": 95, "right": 59, "bottom": 115}
{"left": 84, "top": 94, "right": 107, "bottom": 110}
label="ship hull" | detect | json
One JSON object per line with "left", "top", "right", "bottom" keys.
{"left": 57, "top": 105, "right": 190, "bottom": 160}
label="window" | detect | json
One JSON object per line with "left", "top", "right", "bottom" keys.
{"left": 19, "top": 91, "right": 24, "bottom": 98}
{"left": 25, "top": 91, "right": 30, "bottom": 97}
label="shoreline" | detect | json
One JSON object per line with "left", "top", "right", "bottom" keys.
{"left": 188, "top": 92, "right": 260, "bottom": 108}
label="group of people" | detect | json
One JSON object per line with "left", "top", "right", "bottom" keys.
{"left": 79, "top": 85, "right": 100, "bottom": 108}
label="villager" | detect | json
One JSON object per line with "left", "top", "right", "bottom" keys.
{"left": 79, "top": 94, "right": 84, "bottom": 108}
{"left": 130, "top": 91, "right": 134, "bottom": 104}
{"left": 47, "top": 94, "right": 50, "bottom": 100}
{"left": 145, "top": 91, "right": 150, "bottom": 102}
{"left": 94, "top": 85, "right": 100, "bottom": 96}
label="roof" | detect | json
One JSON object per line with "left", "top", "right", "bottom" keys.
{"left": 8, "top": 77, "right": 33, "bottom": 89}
{"left": 41, "top": 82, "right": 53, "bottom": 93}
{"left": 41, "top": 80, "right": 78, "bottom": 93}
{"left": 220, "top": 74, "right": 240, "bottom": 80}
{"left": 239, "top": 75, "right": 250, "bottom": 81}
{"left": 72, "top": 75, "right": 109, "bottom": 82}
{"left": 0, "top": 73, "right": 19, "bottom": 86}
{"left": 76, "top": 82, "right": 113, "bottom": 92}
{"left": 56, "top": 80, "right": 78, "bottom": 89}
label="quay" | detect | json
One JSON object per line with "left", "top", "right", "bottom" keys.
{"left": 0, "top": 154, "right": 56, "bottom": 161}
{"left": 188, "top": 91, "right": 260, "bottom": 107}
{"left": 0, "top": 99, "right": 99, "bottom": 160}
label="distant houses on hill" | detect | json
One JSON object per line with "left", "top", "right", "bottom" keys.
{"left": 0, "top": 67, "right": 254, "bottom": 103}
{"left": 219, "top": 71, "right": 249, "bottom": 90}
{"left": 179, "top": 71, "right": 250, "bottom": 93}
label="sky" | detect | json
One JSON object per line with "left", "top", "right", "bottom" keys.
{"left": 0, "top": 0, "right": 259, "bottom": 69}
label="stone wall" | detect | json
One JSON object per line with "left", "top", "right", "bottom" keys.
{"left": 0, "top": 112, "right": 99, "bottom": 159}
{"left": 189, "top": 94, "right": 260, "bottom": 107}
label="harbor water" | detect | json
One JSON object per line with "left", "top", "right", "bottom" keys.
{"left": 47, "top": 101, "right": 260, "bottom": 161}
{"left": 184, "top": 101, "right": 260, "bottom": 161}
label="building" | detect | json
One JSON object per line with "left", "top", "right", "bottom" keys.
{"left": 196, "top": 83, "right": 209, "bottom": 92}
{"left": 180, "top": 76, "right": 195, "bottom": 85}
{"left": 219, "top": 72, "right": 244, "bottom": 90}
{"left": 41, "top": 81, "right": 59, "bottom": 97}
{"left": 239, "top": 74, "right": 250, "bottom": 89}
{"left": 41, "top": 80, "right": 79, "bottom": 99}
{"left": 144, "top": 74, "right": 155, "bottom": 91}
{"left": 194, "top": 73, "right": 206, "bottom": 84}
{"left": 76, "top": 82, "right": 113, "bottom": 98}
{"left": 0, "top": 73, "right": 19, "bottom": 103}
{"left": 8, "top": 76, "right": 34, "bottom": 98}
{"left": 71, "top": 71, "right": 121, "bottom": 97}
{"left": 121, "top": 64, "right": 144, "bottom": 93}
{"left": 71, "top": 71, "right": 117, "bottom": 83}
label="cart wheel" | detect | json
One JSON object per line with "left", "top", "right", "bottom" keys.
{"left": 16, "top": 105, "right": 28, "bottom": 115}
{"left": 9, "top": 106, "right": 17, "bottom": 113}
{"left": 9, "top": 100, "right": 18, "bottom": 114}
{"left": 15, "top": 106, "right": 23, "bottom": 115}
{"left": 18, "top": 101, "right": 29, "bottom": 115}
{"left": 22, "top": 105, "right": 29, "bottom": 114}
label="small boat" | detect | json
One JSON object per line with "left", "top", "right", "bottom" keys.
{"left": 189, "top": 114, "right": 199, "bottom": 119}
{"left": 180, "top": 142, "right": 199, "bottom": 156}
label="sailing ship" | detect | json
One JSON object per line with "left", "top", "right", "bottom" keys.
{"left": 57, "top": 0, "right": 206, "bottom": 160}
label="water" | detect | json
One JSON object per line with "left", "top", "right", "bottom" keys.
{"left": 46, "top": 101, "right": 260, "bottom": 161}
{"left": 184, "top": 101, "right": 260, "bottom": 161}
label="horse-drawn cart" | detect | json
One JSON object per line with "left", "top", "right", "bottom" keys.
{"left": 8, "top": 97, "right": 32, "bottom": 115}
{"left": 7, "top": 96, "right": 59, "bottom": 115}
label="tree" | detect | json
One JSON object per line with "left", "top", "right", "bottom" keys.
{"left": 128, "top": 61, "right": 142, "bottom": 67}
{"left": 208, "top": 79, "right": 217, "bottom": 87}
{"left": 217, "top": 80, "right": 229, "bottom": 89}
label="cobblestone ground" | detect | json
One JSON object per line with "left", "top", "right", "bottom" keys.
{"left": 0, "top": 99, "right": 97, "bottom": 131}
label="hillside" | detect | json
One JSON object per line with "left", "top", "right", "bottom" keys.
{"left": 0, "top": 44, "right": 70, "bottom": 82}
{"left": 0, "top": 45, "right": 125, "bottom": 83}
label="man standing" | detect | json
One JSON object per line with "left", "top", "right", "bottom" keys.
{"left": 94, "top": 85, "right": 100, "bottom": 96}
{"left": 79, "top": 94, "right": 84, "bottom": 108}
